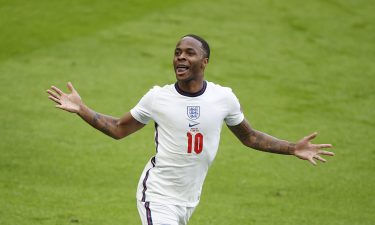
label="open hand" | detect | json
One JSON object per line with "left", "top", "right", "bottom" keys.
{"left": 293, "top": 132, "right": 334, "bottom": 165}
{"left": 46, "top": 82, "right": 82, "bottom": 113}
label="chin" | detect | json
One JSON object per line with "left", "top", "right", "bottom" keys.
{"left": 175, "top": 72, "right": 191, "bottom": 82}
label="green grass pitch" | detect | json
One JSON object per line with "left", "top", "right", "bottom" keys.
{"left": 0, "top": 0, "right": 374, "bottom": 224}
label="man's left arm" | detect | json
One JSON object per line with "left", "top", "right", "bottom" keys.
{"left": 228, "top": 119, "right": 334, "bottom": 165}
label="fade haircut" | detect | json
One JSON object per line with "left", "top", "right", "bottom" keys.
{"left": 183, "top": 34, "right": 210, "bottom": 61}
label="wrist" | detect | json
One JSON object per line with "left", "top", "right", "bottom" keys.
{"left": 76, "top": 102, "right": 87, "bottom": 116}
{"left": 288, "top": 143, "right": 297, "bottom": 155}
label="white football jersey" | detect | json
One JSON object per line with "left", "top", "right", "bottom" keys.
{"left": 130, "top": 81, "right": 244, "bottom": 207}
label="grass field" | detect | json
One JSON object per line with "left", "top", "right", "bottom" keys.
{"left": 1, "top": 0, "right": 374, "bottom": 224}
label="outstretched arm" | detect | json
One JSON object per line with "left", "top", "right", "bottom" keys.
{"left": 228, "top": 119, "right": 334, "bottom": 165}
{"left": 47, "top": 82, "right": 145, "bottom": 139}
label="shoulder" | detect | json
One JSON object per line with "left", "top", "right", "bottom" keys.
{"left": 206, "top": 81, "right": 237, "bottom": 98}
{"left": 150, "top": 84, "right": 176, "bottom": 92}
{"left": 142, "top": 85, "right": 167, "bottom": 97}
{"left": 148, "top": 85, "right": 162, "bottom": 93}
{"left": 141, "top": 84, "right": 176, "bottom": 101}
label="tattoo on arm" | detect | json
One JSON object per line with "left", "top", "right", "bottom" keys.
{"left": 250, "top": 130, "right": 295, "bottom": 155}
{"left": 229, "top": 119, "right": 295, "bottom": 155}
{"left": 91, "top": 112, "right": 119, "bottom": 137}
{"left": 92, "top": 113, "right": 100, "bottom": 125}
{"left": 77, "top": 106, "right": 119, "bottom": 138}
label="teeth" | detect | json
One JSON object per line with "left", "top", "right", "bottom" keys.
{"left": 176, "top": 67, "right": 188, "bottom": 73}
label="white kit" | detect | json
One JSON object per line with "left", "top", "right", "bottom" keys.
{"left": 131, "top": 81, "right": 244, "bottom": 207}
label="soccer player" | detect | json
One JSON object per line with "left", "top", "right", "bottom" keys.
{"left": 47, "top": 34, "right": 334, "bottom": 225}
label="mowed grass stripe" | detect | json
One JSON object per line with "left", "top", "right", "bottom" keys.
{"left": 0, "top": 0, "right": 190, "bottom": 62}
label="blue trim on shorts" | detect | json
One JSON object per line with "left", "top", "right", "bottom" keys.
{"left": 145, "top": 202, "right": 153, "bottom": 225}
{"left": 141, "top": 157, "right": 156, "bottom": 202}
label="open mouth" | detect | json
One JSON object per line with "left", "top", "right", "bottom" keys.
{"left": 176, "top": 65, "right": 189, "bottom": 74}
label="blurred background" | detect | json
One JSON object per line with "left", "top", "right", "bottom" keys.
{"left": 0, "top": 0, "right": 374, "bottom": 224}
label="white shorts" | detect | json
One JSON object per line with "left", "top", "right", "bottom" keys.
{"left": 137, "top": 200, "right": 196, "bottom": 225}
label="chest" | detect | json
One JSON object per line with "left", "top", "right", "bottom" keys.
{"left": 151, "top": 93, "right": 228, "bottom": 133}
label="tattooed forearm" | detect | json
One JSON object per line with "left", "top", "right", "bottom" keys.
{"left": 250, "top": 130, "right": 295, "bottom": 155}
{"left": 92, "top": 112, "right": 100, "bottom": 125}
{"left": 90, "top": 112, "right": 119, "bottom": 137}
{"left": 228, "top": 119, "right": 295, "bottom": 155}
{"left": 77, "top": 105, "right": 120, "bottom": 138}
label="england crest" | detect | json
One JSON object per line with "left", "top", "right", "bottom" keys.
{"left": 187, "top": 106, "right": 200, "bottom": 120}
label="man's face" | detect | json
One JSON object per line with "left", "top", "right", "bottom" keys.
{"left": 173, "top": 37, "right": 208, "bottom": 82}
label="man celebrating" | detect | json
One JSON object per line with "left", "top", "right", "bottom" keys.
{"left": 47, "top": 34, "right": 334, "bottom": 225}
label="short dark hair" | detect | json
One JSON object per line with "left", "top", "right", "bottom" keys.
{"left": 183, "top": 34, "right": 210, "bottom": 61}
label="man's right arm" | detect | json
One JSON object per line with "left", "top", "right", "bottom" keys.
{"left": 78, "top": 106, "right": 145, "bottom": 139}
{"left": 47, "top": 82, "right": 145, "bottom": 139}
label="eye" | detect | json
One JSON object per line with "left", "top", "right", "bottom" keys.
{"left": 175, "top": 50, "right": 181, "bottom": 56}
{"left": 187, "top": 50, "right": 196, "bottom": 56}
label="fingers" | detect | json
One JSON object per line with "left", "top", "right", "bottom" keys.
{"left": 47, "top": 89, "right": 60, "bottom": 100}
{"left": 307, "top": 154, "right": 330, "bottom": 166}
{"left": 307, "top": 151, "right": 334, "bottom": 166}
{"left": 56, "top": 105, "right": 65, "bottom": 110}
{"left": 316, "top": 144, "right": 333, "bottom": 149}
{"left": 50, "top": 86, "right": 64, "bottom": 96}
{"left": 67, "top": 82, "right": 75, "bottom": 92}
{"left": 318, "top": 150, "right": 335, "bottom": 156}
{"left": 314, "top": 155, "right": 327, "bottom": 163}
{"left": 46, "top": 85, "right": 63, "bottom": 106}
{"left": 48, "top": 95, "right": 61, "bottom": 105}
{"left": 308, "top": 157, "right": 317, "bottom": 166}
{"left": 304, "top": 132, "right": 318, "bottom": 142}
{"left": 46, "top": 88, "right": 62, "bottom": 105}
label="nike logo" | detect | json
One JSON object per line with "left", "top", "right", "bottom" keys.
{"left": 189, "top": 122, "right": 200, "bottom": 127}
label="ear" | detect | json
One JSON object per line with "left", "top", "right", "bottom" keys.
{"left": 201, "top": 58, "right": 209, "bottom": 69}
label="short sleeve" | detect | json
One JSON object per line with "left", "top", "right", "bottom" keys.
{"left": 130, "top": 86, "right": 160, "bottom": 124}
{"left": 224, "top": 89, "right": 244, "bottom": 126}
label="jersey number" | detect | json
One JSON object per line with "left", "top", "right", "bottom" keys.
{"left": 187, "top": 132, "right": 204, "bottom": 154}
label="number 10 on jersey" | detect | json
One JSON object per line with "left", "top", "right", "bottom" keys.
{"left": 187, "top": 132, "right": 204, "bottom": 154}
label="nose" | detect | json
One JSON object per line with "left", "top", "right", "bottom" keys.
{"left": 177, "top": 52, "right": 186, "bottom": 61}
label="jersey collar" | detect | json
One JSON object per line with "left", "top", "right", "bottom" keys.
{"left": 174, "top": 81, "right": 207, "bottom": 97}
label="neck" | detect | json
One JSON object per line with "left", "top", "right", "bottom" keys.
{"left": 177, "top": 78, "right": 204, "bottom": 93}
{"left": 175, "top": 80, "right": 207, "bottom": 97}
